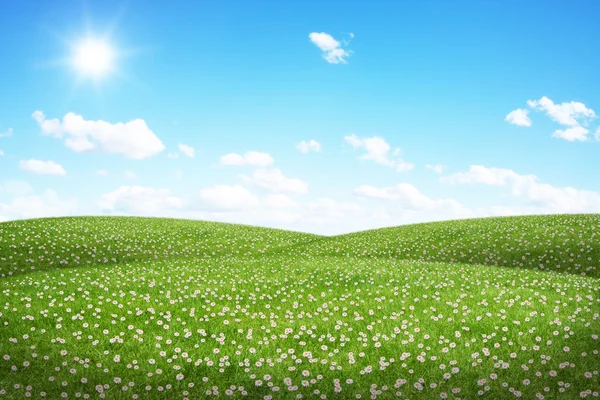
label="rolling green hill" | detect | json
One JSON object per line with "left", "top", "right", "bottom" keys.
{"left": 0, "top": 215, "right": 599, "bottom": 399}
{"left": 273, "top": 214, "right": 600, "bottom": 278}
{"left": 0, "top": 216, "right": 320, "bottom": 277}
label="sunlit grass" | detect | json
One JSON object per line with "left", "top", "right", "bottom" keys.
{"left": 0, "top": 215, "right": 599, "bottom": 399}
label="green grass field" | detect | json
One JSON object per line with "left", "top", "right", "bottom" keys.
{"left": 0, "top": 215, "right": 599, "bottom": 399}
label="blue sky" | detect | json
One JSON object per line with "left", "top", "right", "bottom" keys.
{"left": 1, "top": 0, "right": 599, "bottom": 235}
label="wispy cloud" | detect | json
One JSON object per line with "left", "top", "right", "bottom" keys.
{"left": 0, "top": 128, "right": 13, "bottom": 138}
{"left": 19, "top": 159, "right": 67, "bottom": 176}
{"left": 442, "top": 164, "right": 600, "bottom": 212}
{"left": 98, "top": 186, "right": 184, "bottom": 214}
{"left": 344, "top": 134, "right": 413, "bottom": 172}
{"left": 240, "top": 168, "right": 308, "bottom": 194}
{"left": 296, "top": 139, "right": 322, "bottom": 153}
{"left": 309, "top": 32, "right": 352, "bottom": 64}
{"left": 178, "top": 143, "right": 195, "bottom": 158}
{"left": 219, "top": 151, "right": 274, "bottom": 167}
{"left": 426, "top": 164, "right": 445, "bottom": 173}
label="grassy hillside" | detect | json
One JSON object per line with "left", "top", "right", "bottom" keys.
{"left": 0, "top": 215, "right": 599, "bottom": 399}
{"left": 0, "top": 216, "right": 320, "bottom": 277}
{"left": 276, "top": 214, "right": 600, "bottom": 278}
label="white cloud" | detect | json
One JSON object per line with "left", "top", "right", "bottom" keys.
{"left": 0, "top": 128, "right": 13, "bottom": 138}
{"left": 0, "top": 190, "right": 77, "bottom": 219}
{"left": 19, "top": 159, "right": 67, "bottom": 176}
{"left": 309, "top": 32, "right": 351, "bottom": 64}
{"left": 98, "top": 186, "right": 184, "bottom": 214}
{"left": 344, "top": 134, "right": 413, "bottom": 172}
{"left": 344, "top": 134, "right": 393, "bottom": 166}
{"left": 441, "top": 165, "right": 523, "bottom": 186}
{"left": 349, "top": 182, "right": 551, "bottom": 230}
{"left": 505, "top": 108, "right": 532, "bottom": 127}
{"left": 125, "top": 170, "right": 137, "bottom": 179}
{"left": 240, "top": 168, "right": 308, "bottom": 194}
{"left": 296, "top": 139, "right": 322, "bottom": 153}
{"left": 219, "top": 151, "right": 274, "bottom": 167}
{"left": 32, "top": 111, "right": 165, "bottom": 159}
{"left": 426, "top": 164, "right": 445, "bottom": 173}
{"left": 527, "top": 96, "right": 596, "bottom": 127}
{"left": 178, "top": 143, "right": 195, "bottom": 158}
{"left": 0, "top": 150, "right": 3, "bottom": 156}
{"left": 354, "top": 183, "right": 464, "bottom": 212}
{"left": 96, "top": 169, "right": 109, "bottom": 176}
{"left": 552, "top": 126, "right": 589, "bottom": 142}
{"left": 442, "top": 165, "right": 600, "bottom": 213}
{"left": 199, "top": 184, "right": 260, "bottom": 210}
{"left": 168, "top": 152, "right": 179, "bottom": 159}
{"left": 265, "top": 194, "right": 299, "bottom": 208}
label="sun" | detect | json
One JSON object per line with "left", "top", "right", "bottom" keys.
{"left": 72, "top": 38, "right": 114, "bottom": 77}
{"left": 34, "top": 3, "right": 154, "bottom": 101}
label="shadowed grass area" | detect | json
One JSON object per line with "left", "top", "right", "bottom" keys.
{"left": 0, "top": 215, "right": 599, "bottom": 399}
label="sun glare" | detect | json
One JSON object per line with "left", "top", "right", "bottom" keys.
{"left": 73, "top": 38, "right": 114, "bottom": 77}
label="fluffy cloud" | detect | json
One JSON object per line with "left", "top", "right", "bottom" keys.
{"left": 505, "top": 108, "right": 532, "bottom": 127}
{"left": 442, "top": 165, "right": 600, "bottom": 213}
{"left": 552, "top": 126, "right": 589, "bottom": 142}
{"left": 0, "top": 189, "right": 77, "bottom": 219}
{"left": 240, "top": 168, "right": 308, "bottom": 194}
{"left": 125, "top": 170, "right": 137, "bottom": 179}
{"left": 0, "top": 128, "right": 12, "bottom": 138}
{"left": 199, "top": 184, "right": 260, "bottom": 210}
{"left": 296, "top": 139, "right": 322, "bottom": 153}
{"left": 527, "top": 96, "right": 596, "bottom": 126}
{"left": 98, "top": 186, "right": 184, "bottom": 214}
{"left": 32, "top": 111, "right": 165, "bottom": 159}
{"left": 19, "top": 159, "right": 67, "bottom": 176}
{"left": 96, "top": 169, "right": 109, "bottom": 176}
{"left": 522, "top": 96, "right": 597, "bottom": 142}
{"left": 344, "top": 134, "right": 414, "bottom": 172}
{"left": 309, "top": 32, "right": 351, "bottom": 64}
{"left": 426, "top": 164, "right": 445, "bottom": 173}
{"left": 0, "top": 150, "right": 4, "bottom": 156}
{"left": 219, "top": 151, "right": 274, "bottom": 167}
{"left": 178, "top": 143, "right": 195, "bottom": 158}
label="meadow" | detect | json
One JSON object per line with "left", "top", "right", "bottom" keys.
{"left": 0, "top": 215, "right": 599, "bottom": 399}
